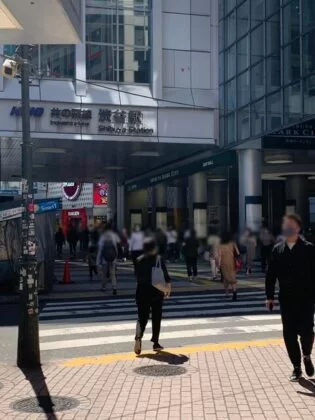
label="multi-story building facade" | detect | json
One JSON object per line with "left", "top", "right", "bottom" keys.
{"left": 0, "top": 0, "right": 219, "bottom": 233}
{"left": 2, "top": 0, "right": 315, "bottom": 235}
{"left": 220, "top": 0, "right": 315, "bottom": 231}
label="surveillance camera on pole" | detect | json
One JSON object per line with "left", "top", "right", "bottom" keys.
{"left": 2, "top": 58, "right": 20, "bottom": 79}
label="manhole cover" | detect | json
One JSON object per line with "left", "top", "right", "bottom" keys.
{"left": 134, "top": 365, "right": 187, "bottom": 377}
{"left": 11, "top": 396, "right": 80, "bottom": 413}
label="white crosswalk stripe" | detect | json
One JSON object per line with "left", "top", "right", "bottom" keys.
{"left": 38, "top": 290, "right": 283, "bottom": 354}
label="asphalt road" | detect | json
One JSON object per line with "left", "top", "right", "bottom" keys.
{"left": 0, "top": 286, "right": 282, "bottom": 365}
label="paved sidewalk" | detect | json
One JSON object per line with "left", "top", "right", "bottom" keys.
{"left": 1, "top": 339, "right": 315, "bottom": 419}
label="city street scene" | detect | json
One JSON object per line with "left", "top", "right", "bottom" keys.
{"left": 0, "top": 0, "right": 315, "bottom": 419}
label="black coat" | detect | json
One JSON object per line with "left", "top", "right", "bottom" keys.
{"left": 135, "top": 254, "right": 171, "bottom": 294}
{"left": 265, "top": 237, "right": 315, "bottom": 302}
{"left": 182, "top": 237, "right": 199, "bottom": 258}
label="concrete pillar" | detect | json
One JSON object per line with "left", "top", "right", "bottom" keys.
{"left": 107, "top": 180, "right": 117, "bottom": 225}
{"left": 191, "top": 172, "right": 208, "bottom": 238}
{"left": 285, "top": 175, "right": 309, "bottom": 228}
{"left": 238, "top": 149, "right": 262, "bottom": 232}
{"left": 116, "top": 184, "right": 125, "bottom": 231}
{"left": 208, "top": 180, "right": 227, "bottom": 232}
{"left": 155, "top": 184, "right": 167, "bottom": 230}
{"left": 173, "top": 186, "right": 187, "bottom": 230}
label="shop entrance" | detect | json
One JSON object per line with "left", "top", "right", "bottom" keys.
{"left": 61, "top": 209, "right": 88, "bottom": 234}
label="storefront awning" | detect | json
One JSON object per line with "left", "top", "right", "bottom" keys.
{"left": 0, "top": 0, "right": 82, "bottom": 44}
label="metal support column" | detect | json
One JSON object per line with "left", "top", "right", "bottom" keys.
{"left": 17, "top": 45, "right": 40, "bottom": 368}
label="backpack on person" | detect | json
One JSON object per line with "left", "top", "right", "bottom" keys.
{"left": 101, "top": 233, "right": 117, "bottom": 262}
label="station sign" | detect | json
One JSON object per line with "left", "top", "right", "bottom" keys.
{"left": 10, "top": 106, "right": 44, "bottom": 117}
{"left": 9, "top": 104, "right": 155, "bottom": 136}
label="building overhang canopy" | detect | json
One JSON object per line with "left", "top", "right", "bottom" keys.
{"left": 0, "top": 0, "right": 82, "bottom": 44}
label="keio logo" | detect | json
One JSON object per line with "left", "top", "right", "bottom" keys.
{"left": 10, "top": 106, "right": 44, "bottom": 117}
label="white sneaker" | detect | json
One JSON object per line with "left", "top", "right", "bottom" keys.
{"left": 188, "top": 276, "right": 192, "bottom": 282}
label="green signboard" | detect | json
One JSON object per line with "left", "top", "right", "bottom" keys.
{"left": 125, "top": 151, "right": 236, "bottom": 192}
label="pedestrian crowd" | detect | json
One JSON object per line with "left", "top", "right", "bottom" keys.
{"left": 54, "top": 215, "right": 315, "bottom": 382}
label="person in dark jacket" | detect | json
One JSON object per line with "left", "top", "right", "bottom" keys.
{"left": 55, "top": 227, "right": 65, "bottom": 257}
{"left": 134, "top": 237, "right": 171, "bottom": 355}
{"left": 266, "top": 214, "right": 315, "bottom": 381}
{"left": 67, "top": 222, "right": 78, "bottom": 257}
{"left": 155, "top": 228, "right": 167, "bottom": 258}
{"left": 182, "top": 229, "right": 199, "bottom": 281}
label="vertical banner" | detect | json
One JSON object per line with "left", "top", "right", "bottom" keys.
{"left": 93, "top": 183, "right": 109, "bottom": 206}
{"left": 245, "top": 196, "right": 262, "bottom": 232}
{"left": 285, "top": 199, "right": 296, "bottom": 216}
{"left": 130, "top": 211, "right": 142, "bottom": 229}
{"left": 194, "top": 209, "right": 207, "bottom": 239}
{"left": 156, "top": 212, "right": 167, "bottom": 231}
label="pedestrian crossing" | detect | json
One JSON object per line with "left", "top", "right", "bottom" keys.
{"left": 39, "top": 289, "right": 283, "bottom": 358}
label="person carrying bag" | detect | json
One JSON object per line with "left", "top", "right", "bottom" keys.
{"left": 134, "top": 237, "right": 171, "bottom": 355}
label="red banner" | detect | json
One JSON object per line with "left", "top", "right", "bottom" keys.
{"left": 93, "top": 183, "right": 109, "bottom": 206}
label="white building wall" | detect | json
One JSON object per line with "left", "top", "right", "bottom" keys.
{"left": 162, "top": 0, "right": 218, "bottom": 109}
{"left": 0, "top": 0, "right": 219, "bottom": 149}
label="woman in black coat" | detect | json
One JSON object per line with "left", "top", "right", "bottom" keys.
{"left": 134, "top": 237, "right": 171, "bottom": 355}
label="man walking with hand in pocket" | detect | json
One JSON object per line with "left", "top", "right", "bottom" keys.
{"left": 265, "top": 214, "right": 315, "bottom": 381}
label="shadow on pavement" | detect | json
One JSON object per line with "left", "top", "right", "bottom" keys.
{"left": 20, "top": 366, "right": 58, "bottom": 419}
{"left": 137, "top": 351, "right": 189, "bottom": 365}
{"left": 298, "top": 377, "right": 315, "bottom": 397}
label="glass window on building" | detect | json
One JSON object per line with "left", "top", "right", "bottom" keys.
{"left": 238, "top": 106, "right": 250, "bottom": 140}
{"left": 283, "top": 39, "right": 301, "bottom": 84}
{"left": 302, "top": 0, "right": 315, "bottom": 33}
{"left": 220, "top": 116, "right": 225, "bottom": 145}
{"left": 86, "top": 0, "right": 151, "bottom": 83}
{"left": 225, "top": 78, "right": 237, "bottom": 111}
{"left": 219, "top": 52, "right": 224, "bottom": 84}
{"left": 302, "top": 30, "right": 315, "bottom": 75}
{"left": 237, "top": 0, "right": 249, "bottom": 39}
{"left": 237, "top": 36, "right": 250, "bottom": 73}
{"left": 251, "top": 0, "right": 265, "bottom": 28}
{"left": 225, "top": 45, "right": 237, "bottom": 80}
{"left": 266, "top": 91, "right": 282, "bottom": 130}
{"left": 251, "top": 98, "right": 265, "bottom": 136}
{"left": 41, "top": 45, "right": 75, "bottom": 78}
{"left": 284, "top": 81, "right": 301, "bottom": 124}
{"left": 226, "top": 10, "right": 236, "bottom": 46}
{"left": 304, "top": 74, "right": 315, "bottom": 116}
{"left": 251, "top": 60, "right": 265, "bottom": 100}
{"left": 227, "top": 112, "right": 236, "bottom": 144}
{"left": 266, "top": 0, "right": 280, "bottom": 18}
{"left": 225, "top": 0, "right": 235, "bottom": 14}
{"left": 266, "top": 12, "right": 280, "bottom": 56}
{"left": 283, "top": 0, "right": 300, "bottom": 45}
{"left": 251, "top": 24, "right": 264, "bottom": 65}
{"left": 266, "top": 52, "right": 281, "bottom": 93}
{"left": 237, "top": 70, "right": 250, "bottom": 107}
{"left": 4, "top": 45, "right": 75, "bottom": 78}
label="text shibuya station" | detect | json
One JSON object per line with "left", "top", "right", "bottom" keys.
{"left": 10, "top": 105, "right": 154, "bottom": 136}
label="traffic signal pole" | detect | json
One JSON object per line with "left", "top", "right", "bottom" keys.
{"left": 17, "top": 45, "right": 40, "bottom": 368}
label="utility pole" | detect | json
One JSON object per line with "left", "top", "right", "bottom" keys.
{"left": 17, "top": 45, "right": 40, "bottom": 367}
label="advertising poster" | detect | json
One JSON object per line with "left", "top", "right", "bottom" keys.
{"left": 93, "top": 183, "right": 109, "bottom": 206}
